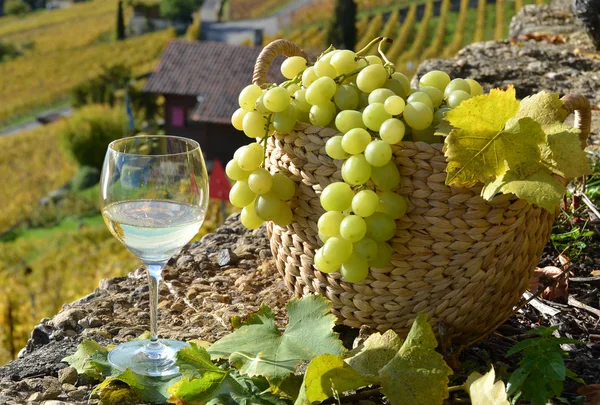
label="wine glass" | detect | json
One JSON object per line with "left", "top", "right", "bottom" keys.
{"left": 100, "top": 135, "right": 208, "bottom": 377}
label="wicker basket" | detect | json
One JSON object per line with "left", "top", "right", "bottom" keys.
{"left": 255, "top": 40, "right": 593, "bottom": 342}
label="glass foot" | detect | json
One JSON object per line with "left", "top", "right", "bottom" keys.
{"left": 108, "top": 339, "right": 189, "bottom": 377}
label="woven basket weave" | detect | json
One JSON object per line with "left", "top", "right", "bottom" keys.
{"left": 256, "top": 40, "right": 593, "bottom": 342}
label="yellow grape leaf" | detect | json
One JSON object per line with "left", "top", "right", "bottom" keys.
{"left": 445, "top": 117, "right": 545, "bottom": 187}
{"left": 506, "top": 91, "right": 568, "bottom": 131}
{"left": 346, "top": 329, "right": 404, "bottom": 378}
{"left": 466, "top": 366, "right": 510, "bottom": 405}
{"left": 445, "top": 86, "right": 520, "bottom": 133}
{"left": 481, "top": 170, "right": 565, "bottom": 212}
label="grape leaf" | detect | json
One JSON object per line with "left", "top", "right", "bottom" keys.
{"left": 481, "top": 170, "right": 565, "bottom": 212}
{"left": 62, "top": 340, "right": 112, "bottom": 381}
{"left": 466, "top": 366, "right": 510, "bottom": 405}
{"left": 95, "top": 368, "right": 174, "bottom": 404}
{"left": 506, "top": 91, "right": 568, "bottom": 130}
{"left": 207, "top": 295, "right": 345, "bottom": 380}
{"left": 346, "top": 329, "right": 404, "bottom": 378}
{"left": 176, "top": 342, "right": 223, "bottom": 379}
{"left": 302, "top": 354, "right": 375, "bottom": 404}
{"left": 379, "top": 315, "right": 453, "bottom": 405}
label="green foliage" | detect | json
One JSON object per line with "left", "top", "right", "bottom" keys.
{"left": 63, "top": 340, "right": 113, "bottom": 381}
{"left": 116, "top": 0, "right": 126, "bottom": 40}
{"left": 0, "top": 41, "right": 21, "bottom": 62}
{"left": 185, "top": 12, "right": 201, "bottom": 41}
{"left": 506, "top": 325, "right": 583, "bottom": 405}
{"left": 159, "top": 0, "right": 203, "bottom": 22}
{"left": 5, "top": 0, "right": 30, "bottom": 16}
{"left": 58, "top": 104, "right": 127, "bottom": 170}
{"left": 207, "top": 296, "right": 345, "bottom": 380}
{"left": 70, "top": 166, "right": 101, "bottom": 192}
{"left": 327, "top": 0, "right": 357, "bottom": 50}
{"left": 443, "top": 88, "right": 591, "bottom": 212}
{"left": 71, "top": 64, "right": 132, "bottom": 108}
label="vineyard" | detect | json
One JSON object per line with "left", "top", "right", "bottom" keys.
{"left": 270, "top": 0, "right": 546, "bottom": 76}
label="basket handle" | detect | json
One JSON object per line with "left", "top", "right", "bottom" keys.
{"left": 253, "top": 39, "right": 308, "bottom": 86}
{"left": 560, "top": 93, "right": 591, "bottom": 150}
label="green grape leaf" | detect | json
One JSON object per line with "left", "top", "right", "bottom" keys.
{"left": 434, "top": 120, "right": 454, "bottom": 138}
{"left": 379, "top": 315, "right": 453, "bottom": 405}
{"left": 94, "top": 368, "right": 174, "bottom": 404}
{"left": 62, "top": 340, "right": 112, "bottom": 381}
{"left": 207, "top": 295, "right": 345, "bottom": 380}
{"left": 481, "top": 170, "right": 565, "bottom": 212}
{"left": 506, "top": 91, "right": 568, "bottom": 130}
{"left": 302, "top": 354, "right": 375, "bottom": 404}
{"left": 540, "top": 131, "right": 591, "bottom": 179}
{"left": 466, "top": 366, "right": 510, "bottom": 405}
{"left": 269, "top": 374, "right": 304, "bottom": 400}
{"left": 175, "top": 341, "right": 222, "bottom": 379}
{"left": 346, "top": 329, "right": 404, "bottom": 378}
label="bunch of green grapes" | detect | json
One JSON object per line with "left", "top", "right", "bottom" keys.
{"left": 227, "top": 37, "right": 485, "bottom": 283}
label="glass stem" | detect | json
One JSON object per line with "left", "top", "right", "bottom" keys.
{"left": 145, "top": 262, "right": 165, "bottom": 348}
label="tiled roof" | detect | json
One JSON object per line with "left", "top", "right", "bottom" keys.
{"left": 143, "top": 39, "right": 285, "bottom": 124}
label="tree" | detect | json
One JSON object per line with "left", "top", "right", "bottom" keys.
{"left": 0, "top": 0, "right": 5, "bottom": 17}
{"left": 326, "top": 0, "right": 357, "bottom": 50}
{"left": 116, "top": 0, "right": 126, "bottom": 41}
{"left": 160, "top": 0, "right": 203, "bottom": 23}
{"left": 5, "top": 0, "right": 31, "bottom": 16}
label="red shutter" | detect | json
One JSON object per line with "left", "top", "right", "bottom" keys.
{"left": 171, "top": 106, "right": 185, "bottom": 128}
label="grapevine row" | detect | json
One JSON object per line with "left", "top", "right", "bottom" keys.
{"left": 494, "top": 0, "right": 505, "bottom": 40}
{"left": 443, "top": 0, "right": 469, "bottom": 57}
{"left": 397, "top": 0, "right": 434, "bottom": 71}
{"left": 386, "top": 4, "right": 417, "bottom": 62}
{"left": 354, "top": 14, "right": 383, "bottom": 51}
{"left": 422, "top": 0, "right": 451, "bottom": 59}
{"left": 474, "top": 0, "right": 487, "bottom": 42}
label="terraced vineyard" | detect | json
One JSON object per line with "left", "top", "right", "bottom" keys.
{"left": 271, "top": 0, "right": 545, "bottom": 76}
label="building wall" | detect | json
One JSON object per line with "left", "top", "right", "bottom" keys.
{"left": 164, "top": 94, "right": 251, "bottom": 165}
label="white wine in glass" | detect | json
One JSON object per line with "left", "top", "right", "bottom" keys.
{"left": 100, "top": 135, "right": 208, "bottom": 376}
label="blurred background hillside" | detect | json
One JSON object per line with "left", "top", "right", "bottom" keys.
{"left": 0, "top": 0, "right": 545, "bottom": 365}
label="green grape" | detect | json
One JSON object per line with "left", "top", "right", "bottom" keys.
{"left": 352, "top": 189, "right": 379, "bottom": 218}
{"left": 358, "top": 91, "right": 370, "bottom": 109}
{"left": 322, "top": 236, "right": 353, "bottom": 263}
{"left": 238, "top": 84, "right": 263, "bottom": 111}
{"left": 297, "top": 109, "right": 310, "bottom": 123}
{"left": 368, "top": 88, "right": 395, "bottom": 105}
{"left": 229, "top": 181, "right": 256, "bottom": 208}
{"left": 444, "top": 78, "right": 471, "bottom": 99}
{"left": 407, "top": 92, "right": 434, "bottom": 110}
{"left": 286, "top": 84, "right": 301, "bottom": 96}
{"left": 236, "top": 143, "right": 264, "bottom": 171}
{"left": 248, "top": 168, "right": 273, "bottom": 195}
{"left": 362, "top": 103, "right": 391, "bottom": 132}
{"left": 412, "top": 126, "right": 438, "bottom": 144}
{"left": 231, "top": 108, "right": 247, "bottom": 130}
{"left": 242, "top": 111, "right": 269, "bottom": 139}
{"left": 447, "top": 90, "right": 472, "bottom": 108}
{"left": 314, "top": 60, "right": 337, "bottom": 78}
{"left": 281, "top": 56, "right": 308, "bottom": 79}
{"left": 273, "top": 202, "right": 293, "bottom": 226}
{"left": 392, "top": 72, "right": 411, "bottom": 93}
{"left": 326, "top": 135, "right": 350, "bottom": 160}
{"left": 320, "top": 182, "right": 354, "bottom": 212}
{"left": 318, "top": 231, "right": 330, "bottom": 243}
{"left": 226, "top": 159, "right": 250, "bottom": 181}
{"left": 371, "top": 160, "right": 400, "bottom": 190}
{"left": 432, "top": 107, "right": 451, "bottom": 125}
{"left": 340, "top": 253, "right": 369, "bottom": 283}
{"left": 419, "top": 70, "right": 450, "bottom": 92}
{"left": 335, "top": 110, "right": 366, "bottom": 133}
{"left": 342, "top": 154, "right": 371, "bottom": 185}
{"left": 356, "top": 57, "right": 368, "bottom": 68}
{"left": 241, "top": 202, "right": 264, "bottom": 229}
{"left": 273, "top": 104, "right": 297, "bottom": 134}
{"left": 340, "top": 215, "right": 367, "bottom": 242}
{"left": 306, "top": 77, "right": 337, "bottom": 106}
{"left": 377, "top": 191, "right": 408, "bottom": 219}
{"left": 383, "top": 96, "right": 405, "bottom": 116}
{"left": 314, "top": 248, "right": 340, "bottom": 273}
{"left": 254, "top": 192, "right": 281, "bottom": 221}
{"left": 263, "top": 87, "right": 290, "bottom": 113}
{"left": 365, "top": 212, "right": 396, "bottom": 242}
{"left": 271, "top": 173, "right": 296, "bottom": 201}
{"left": 369, "top": 242, "right": 393, "bottom": 267}
{"left": 353, "top": 238, "right": 378, "bottom": 262}
{"left": 341, "top": 128, "right": 371, "bottom": 154}
{"left": 309, "top": 101, "right": 336, "bottom": 126}
{"left": 365, "top": 140, "right": 392, "bottom": 167}
{"left": 318, "top": 210, "right": 344, "bottom": 237}
{"left": 330, "top": 49, "right": 358, "bottom": 75}
{"left": 384, "top": 78, "right": 407, "bottom": 98}
{"left": 334, "top": 84, "right": 359, "bottom": 110}
{"left": 379, "top": 118, "right": 405, "bottom": 144}
{"left": 365, "top": 55, "right": 383, "bottom": 65}
{"left": 319, "top": 50, "right": 338, "bottom": 63}
{"left": 418, "top": 86, "right": 444, "bottom": 107}
{"left": 356, "top": 64, "right": 388, "bottom": 93}
{"left": 302, "top": 66, "right": 318, "bottom": 87}
{"left": 403, "top": 102, "right": 433, "bottom": 130}
{"left": 294, "top": 89, "right": 312, "bottom": 112}
{"left": 255, "top": 91, "right": 270, "bottom": 114}
{"left": 466, "top": 78, "right": 483, "bottom": 96}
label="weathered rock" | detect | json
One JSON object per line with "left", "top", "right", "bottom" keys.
{"left": 51, "top": 309, "right": 85, "bottom": 331}
{"left": 217, "top": 248, "right": 238, "bottom": 266}
{"left": 57, "top": 367, "right": 77, "bottom": 385}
